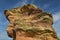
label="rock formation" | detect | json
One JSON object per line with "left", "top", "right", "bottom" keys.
{"left": 4, "top": 4, "right": 58, "bottom": 40}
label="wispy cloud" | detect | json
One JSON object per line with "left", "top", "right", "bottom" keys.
{"left": 14, "top": 0, "right": 35, "bottom": 8}
{"left": 0, "top": 12, "right": 9, "bottom": 25}
{"left": 53, "top": 12, "right": 60, "bottom": 23}
{"left": 53, "top": 14, "right": 60, "bottom": 38}
{"left": 14, "top": 0, "right": 27, "bottom": 7}
{"left": 52, "top": 11, "right": 60, "bottom": 38}
{"left": 0, "top": 31, "right": 12, "bottom": 40}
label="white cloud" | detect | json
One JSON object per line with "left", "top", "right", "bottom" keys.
{"left": 53, "top": 14, "right": 60, "bottom": 38}
{"left": 52, "top": 11, "right": 60, "bottom": 38}
{"left": 14, "top": 0, "right": 27, "bottom": 7}
{"left": 14, "top": 0, "right": 36, "bottom": 8}
{"left": 53, "top": 12, "right": 60, "bottom": 23}
{"left": 0, "top": 31, "right": 12, "bottom": 40}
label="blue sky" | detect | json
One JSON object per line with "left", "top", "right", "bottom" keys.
{"left": 0, "top": 0, "right": 60, "bottom": 40}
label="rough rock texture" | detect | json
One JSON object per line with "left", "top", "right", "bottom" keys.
{"left": 4, "top": 4, "right": 58, "bottom": 40}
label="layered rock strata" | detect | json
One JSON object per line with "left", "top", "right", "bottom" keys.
{"left": 4, "top": 4, "right": 58, "bottom": 40}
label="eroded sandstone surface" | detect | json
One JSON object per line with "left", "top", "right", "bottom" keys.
{"left": 4, "top": 4, "right": 58, "bottom": 40}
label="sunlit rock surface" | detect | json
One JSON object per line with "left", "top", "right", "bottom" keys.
{"left": 4, "top": 4, "right": 58, "bottom": 40}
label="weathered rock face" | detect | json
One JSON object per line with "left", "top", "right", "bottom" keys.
{"left": 4, "top": 4, "right": 58, "bottom": 40}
